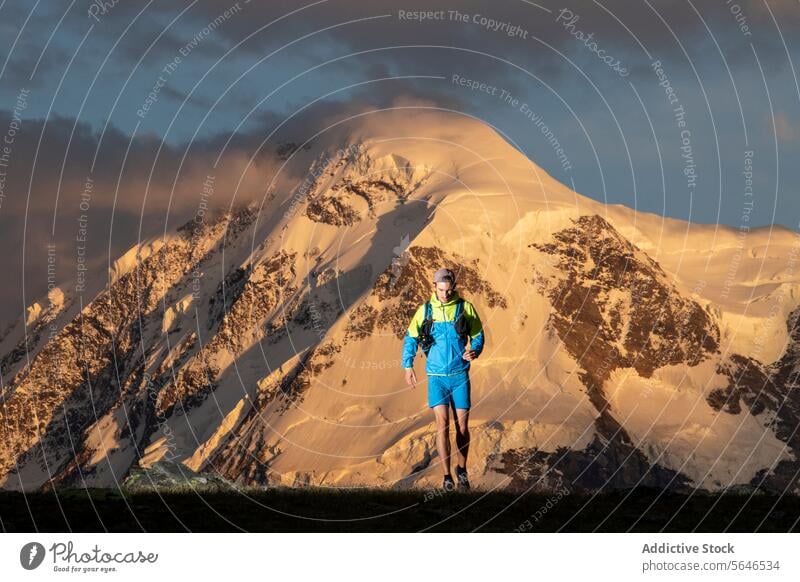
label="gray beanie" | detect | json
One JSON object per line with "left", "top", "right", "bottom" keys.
{"left": 433, "top": 268, "right": 455, "bottom": 284}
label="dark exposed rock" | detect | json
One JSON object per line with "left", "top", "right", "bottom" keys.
{"left": 344, "top": 304, "right": 378, "bottom": 342}
{"left": 41, "top": 447, "right": 98, "bottom": 491}
{"left": 208, "top": 265, "right": 251, "bottom": 330}
{"left": 306, "top": 191, "right": 361, "bottom": 226}
{"left": 531, "top": 215, "right": 719, "bottom": 379}
{"left": 708, "top": 354, "right": 780, "bottom": 416}
{"left": 0, "top": 206, "right": 256, "bottom": 484}
{"left": 203, "top": 340, "right": 341, "bottom": 486}
{"left": 530, "top": 214, "right": 719, "bottom": 489}
{"left": 532, "top": 213, "right": 719, "bottom": 394}
{"left": 156, "top": 250, "right": 298, "bottom": 418}
{"left": 740, "top": 306, "right": 800, "bottom": 493}
{"left": 291, "top": 293, "right": 341, "bottom": 339}
{"left": 694, "top": 305, "right": 800, "bottom": 493}
{"left": 489, "top": 435, "right": 693, "bottom": 494}
{"left": 0, "top": 337, "right": 31, "bottom": 383}
{"left": 0, "top": 294, "right": 74, "bottom": 385}
{"left": 275, "top": 341, "right": 341, "bottom": 413}
{"left": 345, "top": 246, "right": 507, "bottom": 343}
{"left": 304, "top": 149, "right": 428, "bottom": 226}
{"left": 0, "top": 320, "right": 17, "bottom": 344}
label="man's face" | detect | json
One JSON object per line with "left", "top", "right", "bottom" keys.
{"left": 435, "top": 281, "right": 454, "bottom": 303}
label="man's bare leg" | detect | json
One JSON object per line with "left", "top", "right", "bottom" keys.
{"left": 433, "top": 404, "right": 451, "bottom": 476}
{"left": 454, "top": 407, "right": 470, "bottom": 469}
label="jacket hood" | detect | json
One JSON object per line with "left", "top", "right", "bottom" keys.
{"left": 430, "top": 289, "right": 461, "bottom": 307}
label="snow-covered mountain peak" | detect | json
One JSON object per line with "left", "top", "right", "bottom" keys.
{"left": 2, "top": 110, "right": 800, "bottom": 494}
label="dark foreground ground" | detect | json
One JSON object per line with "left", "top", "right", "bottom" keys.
{"left": 1, "top": 486, "right": 799, "bottom": 532}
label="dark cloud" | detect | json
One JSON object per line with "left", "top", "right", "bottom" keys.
{"left": 0, "top": 77, "right": 469, "bottom": 324}
{"left": 0, "top": 107, "right": 273, "bottom": 325}
{"left": 2, "top": 0, "right": 799, "bottom": 324}
{"left": 139, "top": 0, "right": 800, "bottom": 71}
{"left": 4, "top": 0, "right": 798, "bottom": 96}
{"left": 160, "top": 83, "right": 217, "bottom": 110}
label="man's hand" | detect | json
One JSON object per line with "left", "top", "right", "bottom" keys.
{"left": 462, "top": 349, "right": 478, "bottom": 361}
{"left": 405, "top": 367, "right": 417, "bottom": 388}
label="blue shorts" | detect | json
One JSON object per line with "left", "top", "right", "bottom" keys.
{"left": 427, "top": 372, "right": 471, "bottom": 410}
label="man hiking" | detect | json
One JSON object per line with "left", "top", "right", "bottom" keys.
{"left": 402, "top": 268, "right": 485, "bottom": 492}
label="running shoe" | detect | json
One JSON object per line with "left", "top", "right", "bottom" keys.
{"left": 455, "top": 465, "right": 470, "bottom": 491}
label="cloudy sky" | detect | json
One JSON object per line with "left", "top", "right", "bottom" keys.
{"left": 1, "top": 0, "right": 799, "bottom": 323}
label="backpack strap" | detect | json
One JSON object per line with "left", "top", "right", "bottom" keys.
{"left": 453, "top": 298, "right": 464, "bottom": 321}
{"left": 454, "top": 298, "right": 469, "bottom": 341}
{"left": 420, "top": 301, "right": 434, "bottom": 355}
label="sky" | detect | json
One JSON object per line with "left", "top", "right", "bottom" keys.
{"left": 1, "top": 0, "right": 799, "bottom": 323}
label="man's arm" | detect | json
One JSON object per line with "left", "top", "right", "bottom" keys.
{"left": 401, "top": 304, "right": 425, "bottom": 369}
{"left": 464, "top": 301, "right": 485, "bottom": 356}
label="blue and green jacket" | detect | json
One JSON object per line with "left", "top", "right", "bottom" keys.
{"left": 402, "top": 290, "right": 485, "bottom": 375}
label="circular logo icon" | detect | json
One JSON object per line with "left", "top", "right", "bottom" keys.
{"left": 20, "top": 542, "right": 46, "bottom": 570}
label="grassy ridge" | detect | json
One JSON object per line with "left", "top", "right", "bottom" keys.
{"left": 1, "top": 487, "right": 798, "bottom": 532}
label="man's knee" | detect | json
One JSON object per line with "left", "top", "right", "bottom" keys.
{"left": 455, "top": 415, "right": 469, "bottom": 435}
